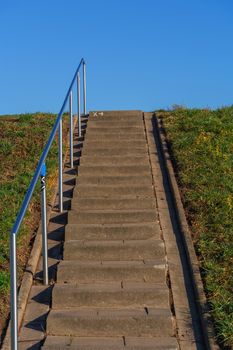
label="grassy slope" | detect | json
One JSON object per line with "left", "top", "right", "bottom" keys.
{"left": 159, "top": 107, "right": 233, "bottom": 348}
{"left": 0, "top": 113, "right": 68, "bottom": 333}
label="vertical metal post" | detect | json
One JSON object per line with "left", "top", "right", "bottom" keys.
{"left": 69, "top": 91, "right": 73, "bottom": 168}
{"left": 83, "top": 61, "right": 86, "bottom": 115}
{"left": 41, "top": 163, "right": 48, "bottom": 285}
{"left": 58, "top": 118, "right": 63, "bottom": 212}
{"left": 10, "top": 232, "right": 18, "bottom": 350}
{"left": 77, "top": 72, "right": 81, "bottom": 138}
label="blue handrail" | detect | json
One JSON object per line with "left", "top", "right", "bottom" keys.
{"left": 12, "top": 58, "right": 84, "bottom": 235}
{"left": 10, "top": 57, "right": 87, "bottom": 350}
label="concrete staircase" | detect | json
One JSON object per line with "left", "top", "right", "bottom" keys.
{"left": 43, "top": 111, "right": 178, "bottom": 349}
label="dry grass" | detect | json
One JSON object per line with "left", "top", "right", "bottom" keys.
{"left": 160, "top": 106, "right": 233, "bottom": 349}
{"left": 0, "top": 113, "right": 69, "bottom": 339}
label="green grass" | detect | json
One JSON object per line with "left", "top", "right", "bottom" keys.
{"left": 159, "top": 106, "right": 233, "bottom": 349}
{"left": 0, "top": 113, "right": 68, "bottom": 331}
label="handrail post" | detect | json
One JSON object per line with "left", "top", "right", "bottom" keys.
{"left": 77, "top": 72, "right": 81, "bottom": 138}
{"left": 83, "top": 61, "right": 86, "bottom": 115}
{"left": 69, "top": 91, "right": 73, "bottom": 168}
{"left": 10, "top": 232, "right": 18, "bottom": 350}
{"left": 40, "top": 163, "right": 48, "bottom": 285}
{"left": 58, "top": 119, "right": 63, "bottom": 212}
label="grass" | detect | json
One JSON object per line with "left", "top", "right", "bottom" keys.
{"left": 0, "top": 113, "right": 69, "bottom": 335}
{"left": 158, "top": 106, "right": 233, "bottom": 349}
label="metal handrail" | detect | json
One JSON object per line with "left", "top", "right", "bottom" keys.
{"left": 10, "top": 57, "right": 87, "bottom": 349}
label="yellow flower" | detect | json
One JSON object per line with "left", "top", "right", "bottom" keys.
{"left": 226, "top": 195, "right": 233, "bottom": 210}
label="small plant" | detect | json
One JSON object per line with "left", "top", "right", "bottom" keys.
{"left": 0, "top": 140, "right": 14, "bottom": 156}
{"left": 0, "top": 271, "right": 10, "bottom": 294}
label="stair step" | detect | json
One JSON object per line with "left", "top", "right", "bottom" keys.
{"left": 84, "top": 133, "right": 145, "bottom": 141}
{"left": 65, "top": 222, "right": 161, "bottom": 241}
{"left": 78, "top": 165, "right": 150, "bottom": 176}
{"left": 80, "top": 155, "right": 149, "bottom": 166}
{"left": 81, "top": 148, "right": 147, "bottom": 156}
{"left": 86, "top": 127, "right": 143, "bottom": 135}
{"left": 68, "top": 210, "right": 157, "bottom": 225}
{"left": 46, "top": 308, "right": 173, "bottom": 337}
{"left": 57, "top": 260, "right": 166, "bottom": 283}
{"left": 83, "top": 140, "right": 146, "bottom": 149}
{"left": 43, "top": 336, "right": 124, "bottom": 350}
{"left": 73, "top": 185, "right": 154, "bottom": 198}
{"left": 52, "top": 282, "right": 169, "bottom": 309}
{"left": 87, "top": 120, "right": 143, "bottom": 128}
{"left": 89, "top": 110, "right": 142, "bottom": 120}
{"left": 125, "top": 337, "right": 178, "bottom": 349}
{"left": 71, "top": 198, "right": 155, "bottom": 210}
{"left": 76, "top": 175, "right": 152, "bottom": 186}
{"left": 43, "top": 336, "right": 178, "bottom": 350}
{"left": 63, "top": 239, "right": 164, "bottom": 260}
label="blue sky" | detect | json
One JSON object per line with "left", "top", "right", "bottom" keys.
{"left": 1, "top": 0, "right": 233, "bottom": 114}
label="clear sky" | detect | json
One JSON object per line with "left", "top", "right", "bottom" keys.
{"left": 1, "top": 0, "right": 233, "bottom": 114}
